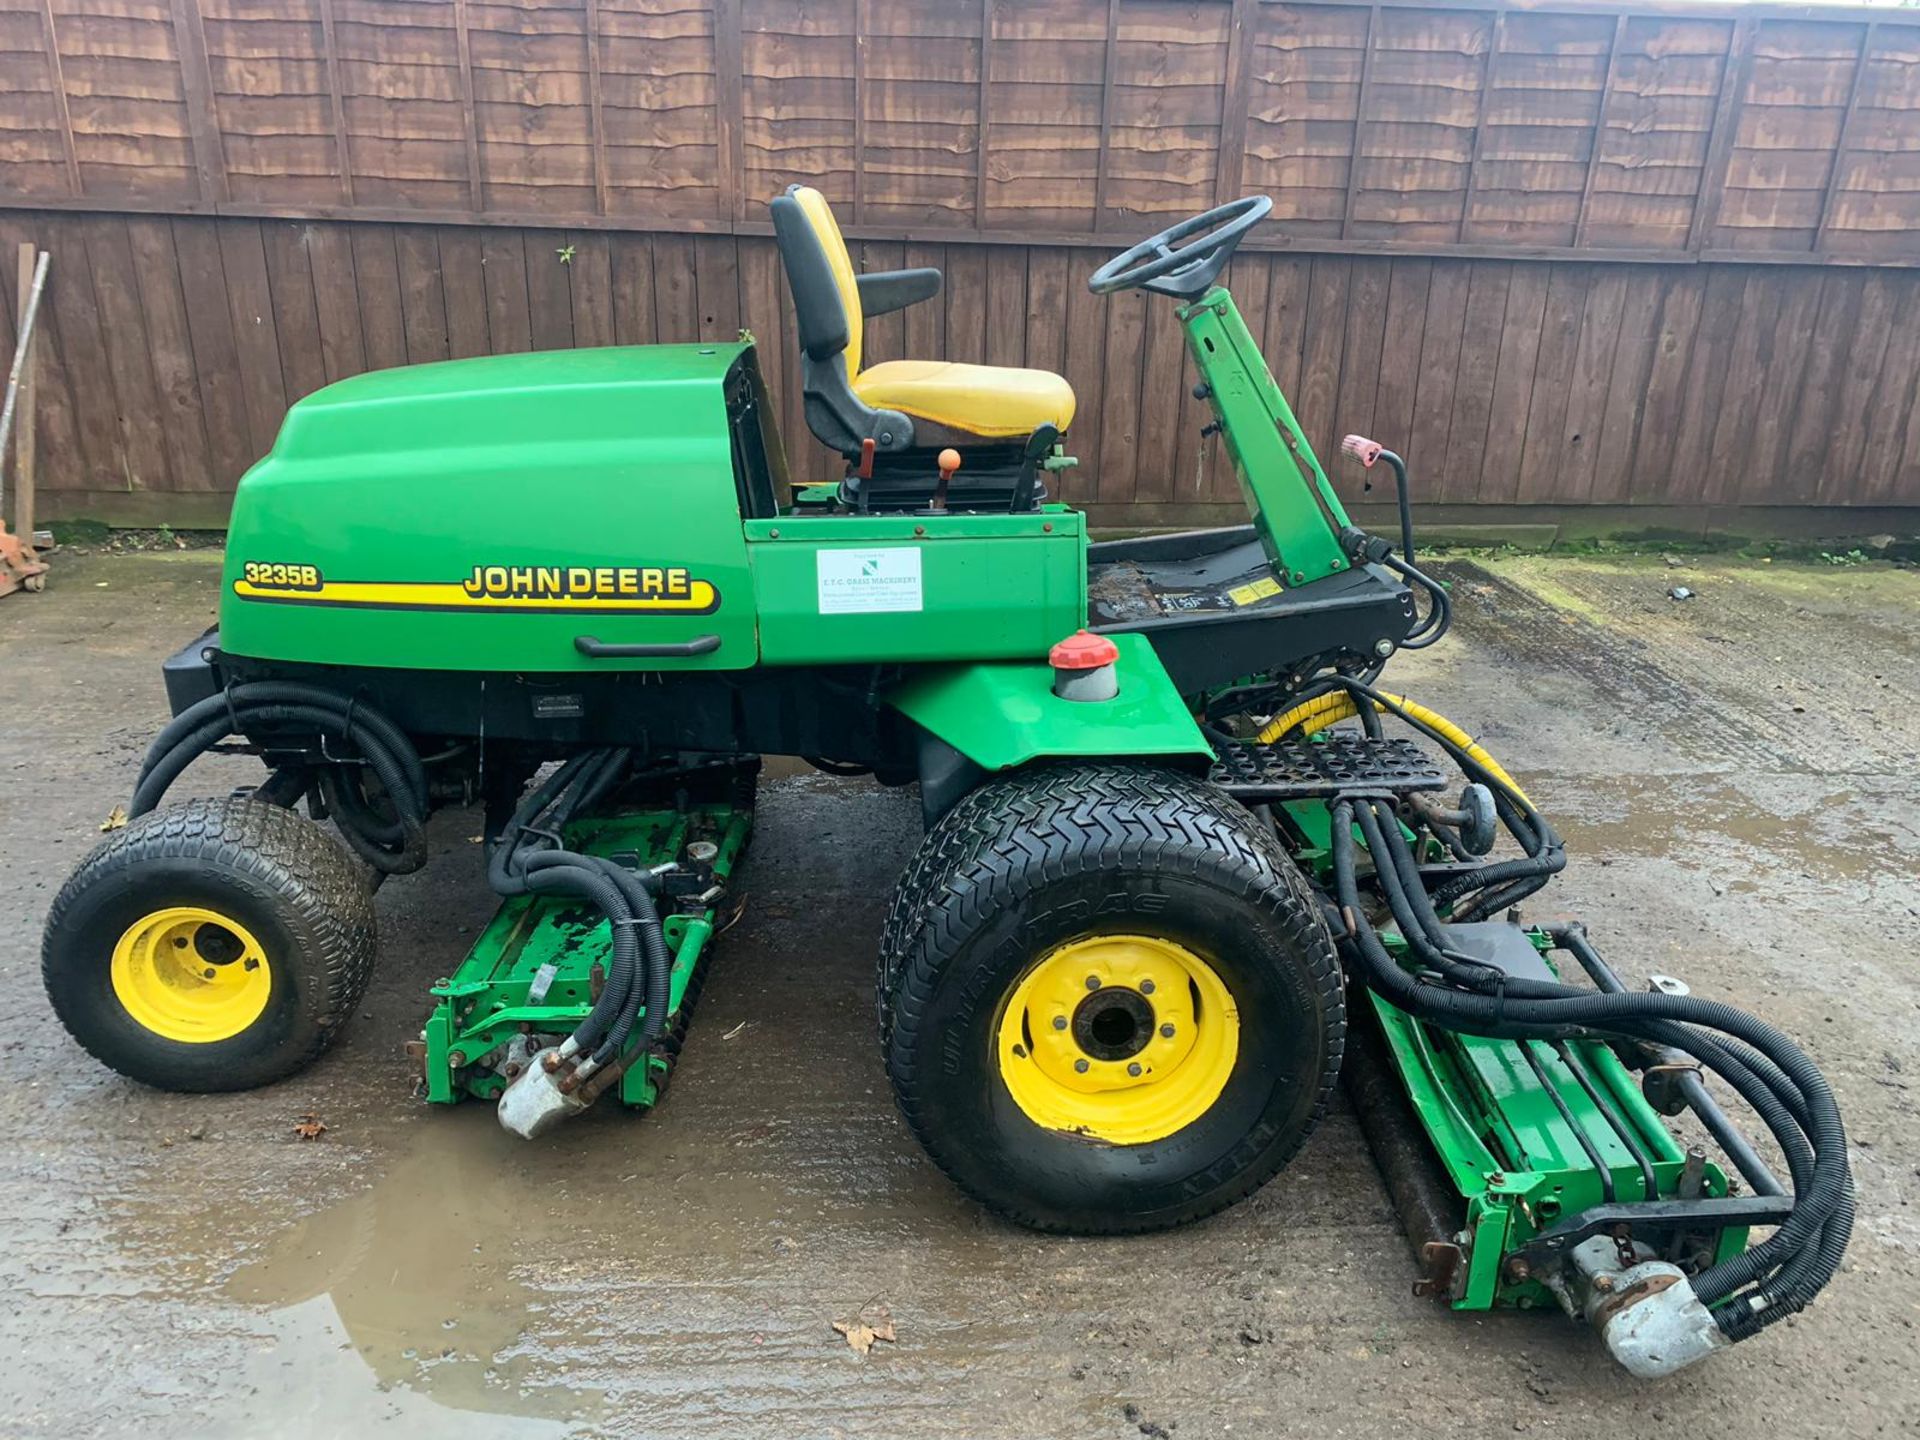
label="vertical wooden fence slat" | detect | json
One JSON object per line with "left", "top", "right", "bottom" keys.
{"left": 585, "top": 0, "right": 610, "bottom": 216}
{"left": 1340, "top": 6, "right": 1381, "bottom": 242}
{"left": 1440, "top": 262, "right": 1508, "bottom": 501}
{"left": 1572, "top": 15, "right": 1626, "bottom": 250}
{"left": 610, "top": 231, "right": 658, "bottom": 346}
{"left": 170, "top": 216, "right": 256, "bottom": 486}
{"left": 84, "top": 217, "right": 174, "bottom": 493}
{"left": 167, "top": 0, "right": 226, "bottom": 205}
{"left": 316, "top": 0, "right": 353, "bottom": 206}
{"left": 1628, "top": 269, "right": 1706, "bottom": 500}
{"left": 1214, "top": 0, "right": 1257, "bottom": 208}
{"left": 1588, "top": 267, "right": 1663, "bottom": 504}
{"left": 1811, "top": 21, "right": 1876, "bottom": 255}
{"left": 1457, "top": 10, "right": 1504, "bottom": 245}
{"left": 350, "top": 224, "right": 407, "bottom": 371}
{"left": 1092, "top": 0, "right": 1121, "bottom": 233}
{"left": 395, "top": 225, "right": 452, "bottom": 363}
{"left": 1060, "top": 247, "right": 1109, "bottom": 500}
{"left": 452, "top": 0, "right": 484, "bottom": 211}
{"left": 1558, "top": 266, "right": 1626, "bottom": 502}
{"left": 1514, "top": 264, "right": 1586, "bottom": 501}
{"left": 33, "top": 0, "right": 81, "bottom": 197}
{"left": 125, "top": 216, "right": 215, "bottom": 490}
{"left": 306, "top": 222, "right": 367, "bottom": 382}
{"left": 1407, "top": 259, "right": 1469, "bottom": 484}
{"left": 851, "top": 0, "right": 868, "bottom": 224}
{"left": 974, "top": 0, "right": 994, "bottom": 228}
{"left": 1688, "top": 16, "right": 1754, "bottom": 254}
{"left": 713, "top": 0, "right": 744, "bottom": 222}
{"left": 260, "top": 219, "right": 328, "bottom": 400}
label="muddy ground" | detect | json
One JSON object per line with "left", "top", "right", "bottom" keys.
{"left": 0, "top": 549, "right": 1915, "bottom": 1440}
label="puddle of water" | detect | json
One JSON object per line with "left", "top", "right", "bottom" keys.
{"left": 1547, "top": 772, "right": 1909, "bottom": 887}
{"left": 231, "top": 1293, "right": 583, "bottom": 1440}
{"left": 223, "top": 1112, "right": 610, "bottom": 1427}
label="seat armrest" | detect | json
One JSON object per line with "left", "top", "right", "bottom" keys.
{"left": 856, "top": 267, "right": 942, "bottom": 317}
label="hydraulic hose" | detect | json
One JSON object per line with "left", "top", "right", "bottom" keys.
{"left": 1382, "top": 554, "right": 1451, "bottom": 649}
{"left": 132, "top": 682, "right": 429, "bottom": 874}
{"left": 489, "top": 748, "right": 674, "bottom": 1066}
{"left": 1329, "top": 789, "right": 1853, "bottom": 1342}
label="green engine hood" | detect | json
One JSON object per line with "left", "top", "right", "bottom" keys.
{"left": 219, "top": 344, "right": 762, "bottom": 673}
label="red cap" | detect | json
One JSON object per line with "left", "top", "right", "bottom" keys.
{"left": 1049, "top": 629, "right": 1120, "bottom": 671}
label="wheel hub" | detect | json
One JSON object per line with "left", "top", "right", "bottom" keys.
{"left": 110, "top": 906, "right": 272, "bottom": 1044}
{"left": 1073, "top": 986, "right": 1155, "bottom": 1061}
{"left": 994, "top": 934, "right": 1240, "bottom": 1145}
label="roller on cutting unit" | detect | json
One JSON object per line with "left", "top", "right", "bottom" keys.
{"left": 41, "top": 188, "right": 1850, "bottom": 1378}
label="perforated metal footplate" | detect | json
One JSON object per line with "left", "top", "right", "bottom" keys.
{"left": 1210, "top": 734, "right": 1449, "bottom": 801}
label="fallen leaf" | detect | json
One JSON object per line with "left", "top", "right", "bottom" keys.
{"left": 831, "top": 1321, "right": 878, "bottom": 1354}
{"left": 100, "top": 806, "right": 127, "bottom": 832}
{"left": 292, "top": 1113, "right": 328, "bottom": 1141}
{"left": 831, "top": 1304, "right": 896, "bottom": 1354}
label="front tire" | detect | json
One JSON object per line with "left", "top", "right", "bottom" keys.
{"left": 880, "top": 765, "right": 1343, "bottom": 1233}
{"left": 43, "top": 797, "right": 378, "bottom": 1091}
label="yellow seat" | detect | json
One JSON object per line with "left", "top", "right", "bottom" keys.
{"left": 852, "top": 360, "right": 1076, "bottom": 439}
{"left": 781, "top": 186, "right": 1076, "bottom": 444}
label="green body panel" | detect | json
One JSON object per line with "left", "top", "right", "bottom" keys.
{"left": 220, "top": 344, "right": 761, "bottom": 673}
{"left": 745, "top": 507, "right": 1086, "bottom": 664}
{"left": 885, "top": 632, "right": 1211, "bottom": 772}
{"left": 422, "top": 798, "right": 752, "bottom": 1107}
{"left": 1181, "top": 289, "right": 1352, "bottom": 584}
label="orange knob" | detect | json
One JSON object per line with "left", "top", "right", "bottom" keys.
{"left": 938, "top": 447, "right": 961, "bottom": 478}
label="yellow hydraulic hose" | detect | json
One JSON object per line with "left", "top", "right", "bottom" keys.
{"left": 1256, "top": 691, "right": 1531, "bottom": 807}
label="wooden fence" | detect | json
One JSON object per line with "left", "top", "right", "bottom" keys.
{"left": 2, "top": 0, "right": 1918, "bottom": 529}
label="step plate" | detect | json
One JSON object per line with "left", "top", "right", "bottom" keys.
{"left": 1210, "top": 733, "right": 1449, "bottom": 801}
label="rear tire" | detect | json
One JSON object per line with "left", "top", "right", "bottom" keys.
{"left": 879, "top": 764, "right": 1343, "bottom": 1233}
{"left": 43, "top": 797, "right": 378, "bottom": 1091}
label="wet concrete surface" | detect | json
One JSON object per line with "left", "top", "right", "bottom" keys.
{"left": 1, "top": 548, "right": 1916, "bottom": 1439}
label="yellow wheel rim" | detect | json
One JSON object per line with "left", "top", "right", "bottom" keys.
{"left": 109, "top": 906, "right": 272, "bottom": 1044}
{"left": 994, "top": 934, "right": 1240, "bottom": 1145}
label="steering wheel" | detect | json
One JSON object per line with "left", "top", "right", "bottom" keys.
{"left": 1088, "top": 196, "right": 1273, "bottom": 298}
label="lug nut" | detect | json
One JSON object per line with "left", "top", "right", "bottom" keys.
{"left": 1160, "top": 1023, "right": 1175, "bottom": 1038}
{"left": 1139, "top": 978, "right": 1155, "bottom": 995}
{"left": 1074, "top": 1058, "right": 1090, "bottom": 1073}
{"left": 1052, "top": 1015, "right": 1068, "bottom": 1030}
{"left": 1085, "top": 975, "right": 1100, "bottom": 991}
{"left": 1127, "top": 1062, "right": 1143, "bottom": 1077}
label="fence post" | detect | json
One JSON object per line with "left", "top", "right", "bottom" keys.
{"left": 9, "top": 242, "right": 42, "bottom": 540}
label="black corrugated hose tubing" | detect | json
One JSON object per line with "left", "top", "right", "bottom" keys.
{"left": 488, "top": 748, "right": 672, "bottom": 1065}
{"left": 131, "top": 681, "right": 430, "bottom": 873}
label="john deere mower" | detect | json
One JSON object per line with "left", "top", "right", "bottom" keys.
{"left": 42, "top": 190, "right": 1851, "bottom": 1377}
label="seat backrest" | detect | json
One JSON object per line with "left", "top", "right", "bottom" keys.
{"left": 770, "top": 185, "right": 863, "bottom": 376}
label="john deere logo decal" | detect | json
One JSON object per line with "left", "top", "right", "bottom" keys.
{"left": 234, "top": 562, "right": 720, "bottom": 615}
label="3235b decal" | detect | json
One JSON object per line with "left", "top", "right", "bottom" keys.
{"left": 233, "top": 561, "right": 721, "bottom": 615}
